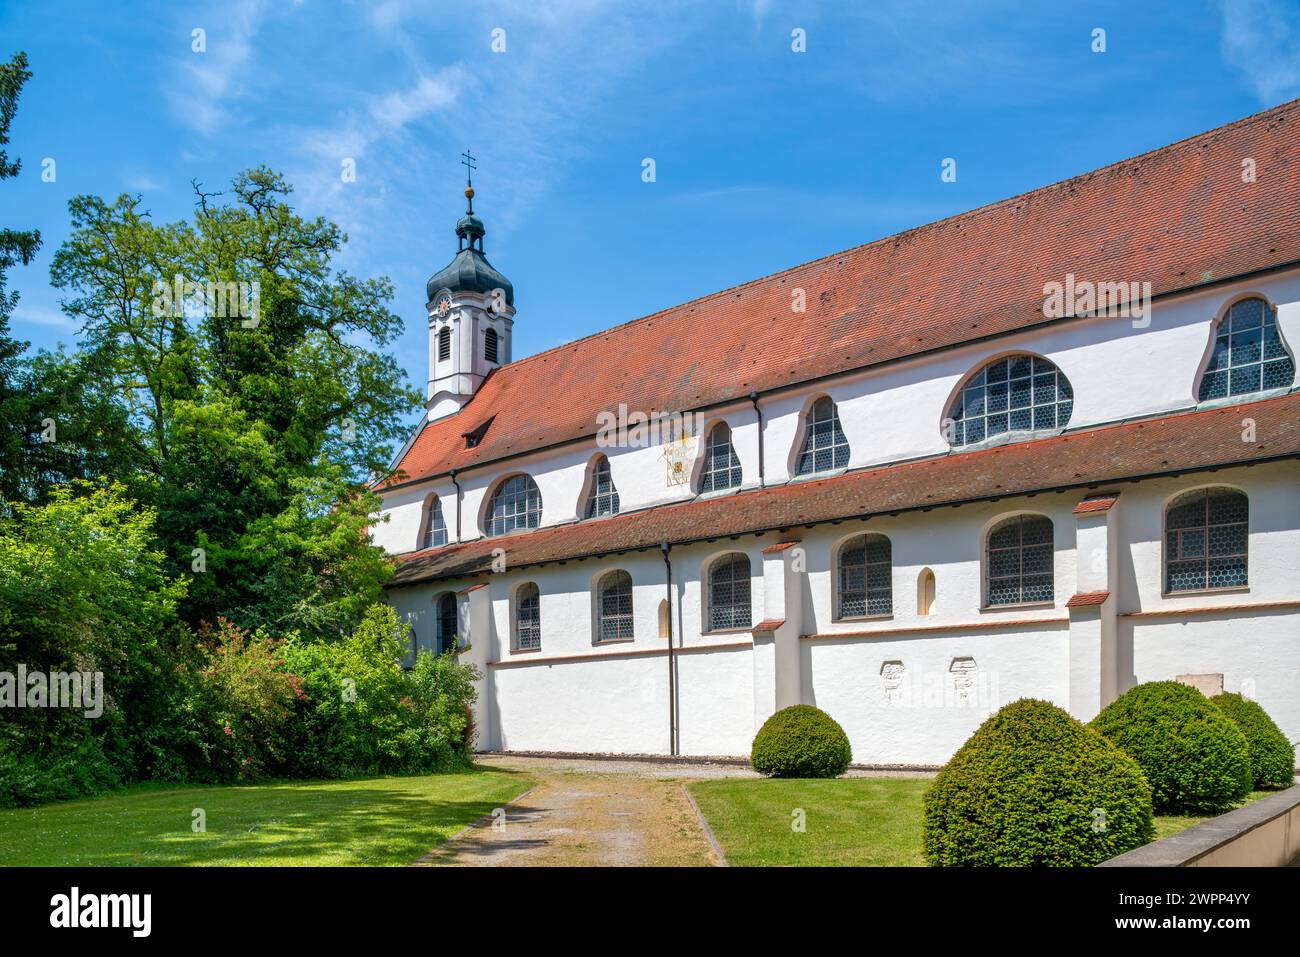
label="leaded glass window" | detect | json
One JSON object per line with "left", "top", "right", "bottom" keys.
{"left": 985, "top": 514, "right": 1055, "bottom": 606}
{"left": 796, "top": 397, "right": 849, "bottom": 475}
{"left": 949, "top": 355, "right": 1073, "bottom": 448}
{"left": 597, "top": 570, "right": 634, "bottom": 641}
{"left": 1165, "top": 488, "right": 1248, "bottom": 592}
{"left": 1197, "top": 298, "right": 1294, "bottom": 401}
{"left": 585, "top": 457, "right": 620, "bottom": 518}
{"left": 837, "top": 535, "right": 892, "bottom": 618}
{"left": 516, "top": 582, "right": 541, "bottom": 650}
{"left": 486, "top": 474, "right": 542, "bottom": 537}
{"left": 700, "top": 423, "right": 743, "bottom": 492}
{"left": 708, "top": 554, "right": 752, "bottom": 631}
{"left": 421, "top": 496, "right": 447, "bottom": 549}
{"left": 436, "top": 593, "right": 458, "bottom": 655}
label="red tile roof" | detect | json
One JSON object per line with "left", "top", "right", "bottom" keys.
{"left": 387, "top": 392, "right": 1300, "bottom": 588}
{"left": 1073, "top": 493, "right": 1121, "bottom": 514}
{"left": 753, "top": 619, "right": 786, "bottom": 633}
{"left": 1066, "top": 591, "right": 1111, "bottom": 608}
{"left": 384, "top": 99, "right": 1300, "bottom": 489}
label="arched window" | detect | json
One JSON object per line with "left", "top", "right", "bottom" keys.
{"left": 1197, "top": 298, "right": 1295, "bottom": 401}
{"left": 948, "top": 355, "right": 1073, "bottom": 448}
{"left": 708, "top": 553, "right": 752, "bottom": 631}
{"left": 436, "top": 593, "right": 458, "bottom": 655}
{"left": 795, "top": 397, "right": 849, "bottom": 475}
{"left": 985, "top": 514, "right": 1054, "bottom": 607}
{"left": 917, "top": 567, "right": 936, "bottom": 616}
{"left": 657, "top": 599, "right": 670, "bottom": 638}
{"left": 836, "top": 534, "right": 892, "bottom": 618}
{"left": 437, "top": 326, "right": 451, "bottom": 362}
{"left": 584, "top": 456, "right": 620, "bottom": 518}
{"left": 486, "top": 474, "right": 542, "bottom": 537}
{"left": 699, "top": 422, "right": 743, "bottom": 492}
{"left": 596, "top": 570, "right": 634, "bottom": 641}
{"left": 515, "top": 582, "right": 541, "bottom": 650}
{"left": 421, "top": 495, "right": 447, "bottom": 549}
{"left": 1165, "top": 488, "right": 1248, "bottom": 593}
{"left": 484, "top": 327, "right": 499, "bottom": 364}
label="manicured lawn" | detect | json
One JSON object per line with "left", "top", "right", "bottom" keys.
{"left": 0, "top": 767, "right": 533, "bottom": 866}
{"left": 687, "top": 778, "right": 1280, "bottom": 866}
{"left": 1151, "top": 790, "right": 1273, "bottom": 840}
{"left": 687, "top": 777, "right": 931, "bottom": 866}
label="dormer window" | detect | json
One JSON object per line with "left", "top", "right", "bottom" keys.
{"left": 462, "top": 416, "right": 495, "bottom": 450}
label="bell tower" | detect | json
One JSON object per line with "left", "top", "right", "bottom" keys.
{"left": 425, "top": 151, "right": 515, "bottom": 422}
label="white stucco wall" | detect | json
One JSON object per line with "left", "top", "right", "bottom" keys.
{"left": 804, "top": 622, "right": 1070, "bottom": 766}
{"left": 1115, "top": 462, "right": 1300, "bottom": 749}
{"left": 377, "top": 268, "right": 1300, "bottom": 553}
{"left": 384, "top": 463, "right": 1299, "bottom": 765}
{"left": 377, "top": 262, "right": 1300, "bottom": 765}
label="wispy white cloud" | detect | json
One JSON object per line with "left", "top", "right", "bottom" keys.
{"left": 11, "top": 304, "right": 77, "bottom": 330}
{"left": 745, "top": 0, "right": 775, "bottom": 24}
{"left": 1220, "top": 0, "right": 1300, "bottom": 102}
{"left": 281, "top": 0, "right": 696, "bottom": 264}
{"left": 166, "top": 0, "right": 268, "bottom": 136}
{"left": 125, "top": 172, "right": 164, "bottom": 192}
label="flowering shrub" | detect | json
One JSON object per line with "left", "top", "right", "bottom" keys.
{"left": 183, "top": 618, "right": 305, "bottom": 781}
{"left": 281, "top": 605, "right": 479, "bottom": 777}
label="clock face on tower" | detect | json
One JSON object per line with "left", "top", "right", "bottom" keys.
{"left": 433, "top": 290, "right": 452, "bottom": 317}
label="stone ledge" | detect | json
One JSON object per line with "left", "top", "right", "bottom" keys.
{"left": 1100, "top": 784, "right": 1300, "bottom": 867}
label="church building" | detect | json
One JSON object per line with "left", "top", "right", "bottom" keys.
{"left": 374, "top": 101, "right": 1300, "bottom": 767}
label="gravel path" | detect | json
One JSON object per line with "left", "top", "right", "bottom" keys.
{"left": 421, "top": 760, "right": 721, "bottom": 866}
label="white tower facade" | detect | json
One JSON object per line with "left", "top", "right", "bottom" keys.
{"left": 424, "top": 175, "right": 515, "bottom": 422}
{"left": 427, "top": 288, "right": 515, "bottom": 420}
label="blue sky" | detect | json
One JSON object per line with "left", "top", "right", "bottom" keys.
{"left": 4, "top": 0, "right": 1300, "bottom": 407}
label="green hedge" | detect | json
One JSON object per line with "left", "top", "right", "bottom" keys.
{"left": 1210, "top": 693, "right": 1296, "bottom": 789}
{"left": 923, "top": 698, "right": 1153, "bottom": 866}
{"left": 1090, "top": 681, "right": 1252, "bottom": 814}
{"left": 750, "top": 705, "right": 852, "bottom": 778}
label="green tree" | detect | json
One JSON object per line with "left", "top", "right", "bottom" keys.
{"left": 0, "top": 482, "right": 191, "bottom": 801}
{"left": 49, "top": 168, "right": 421, "bottom": 638}
{"left": 0, "top": 51, "right": 44, "bottom": 504}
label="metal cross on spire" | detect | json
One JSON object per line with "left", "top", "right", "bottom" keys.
{"left": 461, "top": 149, "right": 477, "bottom": 213}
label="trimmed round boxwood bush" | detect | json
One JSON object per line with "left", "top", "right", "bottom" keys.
{"left": 923, "top": 698, "right": 1154, "bottom": 867}
{"left": 750, "top": 705, "right": 852, "bottom": 778}
{"left": 1211, "top": 693, "right": 1296, "bottom": 789}
{"left": 1090, "top": 681, "right": 1252, "bottom": 814}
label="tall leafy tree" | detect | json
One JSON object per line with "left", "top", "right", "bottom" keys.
{"left": 50, "top": 168, "right": 422, "bottom": 637}
{"left": 0, "top": 51, "right": 43, "bottom": 504}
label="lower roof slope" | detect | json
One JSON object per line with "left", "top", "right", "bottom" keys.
{"left": 387, "top": 392, "right": 1300, "bottom": 588}
{"left": 387, "top": 99, "right": 1300, "bottom": 488}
